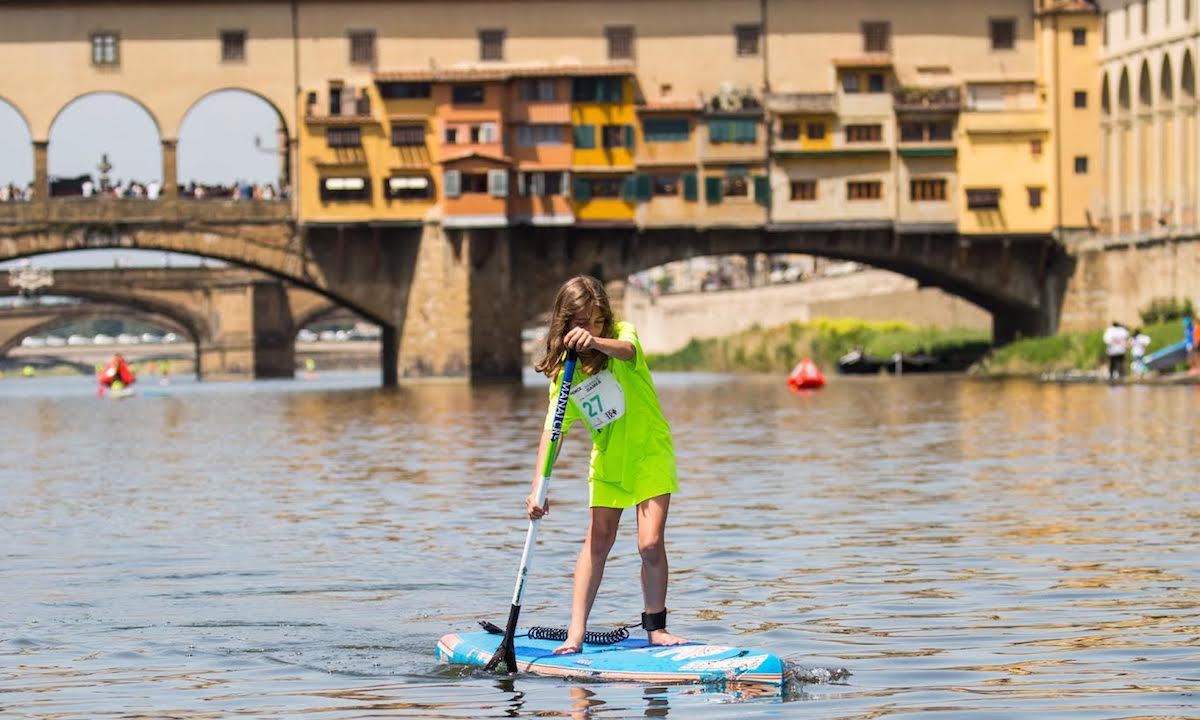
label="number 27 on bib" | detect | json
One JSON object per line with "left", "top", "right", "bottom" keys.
{"left": 570, "top": 370, "right": 626, "bottom": 432}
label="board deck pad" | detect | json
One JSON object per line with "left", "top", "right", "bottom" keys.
{"left": 437, "top": 630, "right": 784, "bottom": 686}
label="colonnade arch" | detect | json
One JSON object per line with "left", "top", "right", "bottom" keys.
{"left": 1101, "top": 46, "right": 1200, "bottom": 235}
{"left": 0, "top": 302, "right": 193, "bottom": 358}
{"left": 0, "top": 97, "right": 33, "bottom": 189}
{"left": 47, "top": 92, "right": 163, "bottom": 195}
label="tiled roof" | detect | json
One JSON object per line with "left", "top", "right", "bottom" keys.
{"left": 440, "top": 150, "right": 513, "bottom": 165}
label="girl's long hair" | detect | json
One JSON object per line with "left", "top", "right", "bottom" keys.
{"left": 535, "top": 275, "right": 616, "bottom": 378}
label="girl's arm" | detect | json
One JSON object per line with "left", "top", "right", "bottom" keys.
{"left": 526, "top": 429, "right": 562, "bottom": 519}
{"left": 564, "top": 328, "right": 634, "bottom": 361}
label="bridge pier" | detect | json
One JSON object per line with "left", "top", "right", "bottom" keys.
{"left": 197, "top": 279, "right": 295, "bottom": 380}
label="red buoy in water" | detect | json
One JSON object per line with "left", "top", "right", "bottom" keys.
{"left": 788, "top": 358, "right": 826, "bottom": 391}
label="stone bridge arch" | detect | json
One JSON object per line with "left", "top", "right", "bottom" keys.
{"left": 0, "top": 302, "right": 193, "bottom": 358}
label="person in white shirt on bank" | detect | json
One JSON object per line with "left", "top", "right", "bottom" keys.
{"left": 1102, "top": 321, "right": 1130, "bottom": 380}
{"left": 1130, "top": 327, "right": 1151, "bottom": 376}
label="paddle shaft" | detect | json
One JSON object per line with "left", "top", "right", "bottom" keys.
{"left": 489, "top": 350, "right": 577, "bottom": 670}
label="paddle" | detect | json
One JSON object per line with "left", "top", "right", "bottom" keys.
{"left": 484, "top": 349, "right": 579, "bottom": 673}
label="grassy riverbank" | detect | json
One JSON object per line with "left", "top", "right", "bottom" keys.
{"left": 646, "top": 318, "right": 989, "bottom": 373}
{"left": 972, "top": 319, "right": 1182, "bottom": 376}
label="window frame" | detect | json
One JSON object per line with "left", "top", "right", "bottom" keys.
{"left": 734, "top": 23, "right": 761, "bottom": 57}
{"left": 989, "top": 17, "right": 1016, "bottom": 51}
{"left": 861, "top": 20, "right": 891, "bottom": 53}
{"left": 479, "top": 28, "right": 505, "bottom": 61}
{"left": 220, "top": 29, "right": 246, "bottom": 63}
{"left": 910, "top": 177, "right": 947, "bottom": 202}
{"left": 326, "top": 127, "right": 363, "bottom": 148}
{"left": 385, "top": 175, "right": 434, "bottom": 200}
{"left": 1072, "top": 27, "right": 1087, "bottom": 46}
{"left": 379, "top": 82, "right": 431, "bottom": 99}
{"left": 1027, "top": 186, "right": 1044, "bottom": 209}
{"left": 319, "top": 176, "right": 370, "bottom": 202}
{"left": 966, "top": 187, "right": 1001, "bottom": 210}
{"left": 642, "top": 118, "right": 690, "bottom": 143}
{"left": 348, "top": 29, "right": 376, "bottom": 65}
{"left": 845, "top": 124, "right": 883, "bottom": 143}
{"left": 1074, "top": 90, "right": 1088, "bottom": 108}
{"left": 606, "top": 25, "right": 635, "bottom": 60}
{"left": 452, "top": 84, "right": 486, "bottom": 105}
{"left": 651, "top": 174, "right": 680, "bottom": 196}
{"left": 790, "top": 179, "right": 817, "bottom": 201}
{"left": 847, "top": 180, "right": 883, "bottom": 201}
{"left": 391, "top": 124, "right": 426, "bottom": 147}
{"left": 1074, "top": 155, "right": 1089, "bottom": 174}
{"left": 806, "top": 122, "right": 827, "bottom": 140}
{"left": 90, "top": 31, "right": 120, "bottom": 66}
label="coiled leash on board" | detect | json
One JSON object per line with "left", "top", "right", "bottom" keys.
{"left": 479, "top": 610, "right": 668, "bottom": 647}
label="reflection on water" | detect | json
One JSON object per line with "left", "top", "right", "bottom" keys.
{"left": 1, "top": 371, "right": 1198, "bottom": 718}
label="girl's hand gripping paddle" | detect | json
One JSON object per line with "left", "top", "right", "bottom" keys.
{"left": 484, "top": 349, "right": 578, "bottom": 673}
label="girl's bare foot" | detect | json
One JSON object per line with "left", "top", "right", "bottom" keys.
{"left": 648, "top": 629, "right": 688, "bottom": 646}
{"left": 553, "top": 629, "right": 585, "bottom": 654}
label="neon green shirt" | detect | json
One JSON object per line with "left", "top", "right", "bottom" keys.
{"left": 543, "top": 322, "right": 679, "bottom": 508}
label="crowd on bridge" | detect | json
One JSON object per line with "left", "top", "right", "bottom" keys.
{"left": 0, "top": 176, "right": 292, "bottom": 202}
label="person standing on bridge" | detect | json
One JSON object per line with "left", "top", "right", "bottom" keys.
{"left": 526, "top": 275, "right": 687, "bottom": 655}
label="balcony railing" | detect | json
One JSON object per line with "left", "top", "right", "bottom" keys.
{"left": 893, "top": 86, "right": 962, "bottom": 113}
{"left": 766, "top": 92, "right": 837, "bottom": 115}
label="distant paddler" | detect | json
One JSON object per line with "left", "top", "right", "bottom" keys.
{"left": 21, "top": 364, "right": 35, "bottom": 378}
{"left": 98, "top": 353, "right": 135, "bottom": 395}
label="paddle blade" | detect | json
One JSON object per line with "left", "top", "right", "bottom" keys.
{"left": 483, "top": 604, "right": 521, "bottom": 673}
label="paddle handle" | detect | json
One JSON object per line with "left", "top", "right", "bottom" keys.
{"left": 509, "top": 350, "right": 576, "bottom": 607}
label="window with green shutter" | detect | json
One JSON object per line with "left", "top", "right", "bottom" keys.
{"left": 623, "top": 124, "right": 635, "bottom": 149}
{"left": 683, "top": 173, "right": 698, "bottom": 201}
{"left": 621, "top": 175, "right": 638, "bottom": 201}
{"left": 572, "top": 76, "right": 624, "bottom": 103}
{"left": 573, "top": 124, "right": 596, "bottom": 149}
{"left": 754, "top": 175, "right": 770, "bottom": 206}
{"left": 635, "top": 174, "right": 652, "bottom": 201}
{"left": 643, "top": 118, "right": 690, "bottom": 142}
{"left": 705, "top": 176, "right": 723, "bottom": 204}
{"left": 733, "top": 120, "right": 758, "bottom": 144}
{"left": 573, "top": 176, "right": 592, "bottom": 202}
{"left": 708, "top": 119, "right": 730, "bottom": 143}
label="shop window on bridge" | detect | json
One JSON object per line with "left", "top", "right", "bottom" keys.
{"left": 602, "top": 124, "right": 635, "bottom": 149}
{"left": 220, "top": 30, "right": 246, "bottom": 62}
{"left": 790, "top": 179, "right": 817, "bottom": 201}
{"left": 391, "top": 124, "right": 425, "bottom": 146}
{"left": 847, "top": 180, "right": 882, "bottom": 200}
{"left": 846, "top": 124, "right": 882, "bottom": 143}
{"left": 515, "top": 124, "right": 566, "bottom": 146}
{"left": 779, "top": 121, "right": 801, "bottom": 141}
{"left": 572, "top": 77, "right": 624, "bottom": 103}
{"left": 320, "top": 176, "right": 369, "bottom": 202}
{"left": 518, "top": 79, "right": 558, "bottom": 102}
{"left": 378, "top": 82, "right": 431, "bottom": 99}
{"left": 386, "top": 175, "right": 432, "bottom": 200}
{"left": 807, "top": 122, "right": 826, "bottom": 140}
{"left": 642, "top": 118, "right": 690, "bottom": 143}
{"left": 910, "top": 178, "right": 947, "bottom": 201}
{"left": 326, "top": 127, "right": 362, "bottom": 148}
{"left": 652, "top": 174, "right": 680, "bottom": 196}
{"left": 966, "top": 188, "right": 1001, "bottom": 210}
{"left": 452, "top": 84, "right": 485, "bottom": 105}
{"left": 91, "top": 32, "right": 119, "bottom": 66}
{"left": 573, "top": 177, "right": 623, "bottom": 200}
{"left": 517, "top": 171, "right": 566, "bottom": 196}
{"left": 721, "top": 168, "right": 750, "bottom": 198}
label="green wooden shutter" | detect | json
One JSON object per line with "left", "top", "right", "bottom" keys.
{"left": 705, "top": 176, "right": 723, "bottom": 204}
{"left": 683, "top": 173, "right": 698, "bottom": 201}
{"left": 708, "top": 120, "right": 727, "bottom": 144}
{"left": 636, "top": 174, "right": 652, "bottom": 201}
{"left": 573, "top": 124, "right": 596, "bottom": 149}
{"left": 621, "top": 175, "right": 637, "bottom": 201}
{"left": 735, "top": 120, "right": 758, "bottom": 144}
{"left": 573, "top": 176, "right": 592, "bottom": 202}
{"left": 623, "top": 124, "right": 635, "bottom": 149}
{"left": 754, "top": 175, "right": 770, "bottom": 206}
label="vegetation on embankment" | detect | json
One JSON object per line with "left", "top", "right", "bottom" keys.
{"left": 646, "top": 318, "right": 990, "bottom": 373}
{"left": 971, "top": 319, "right": 1181, "bottom": 376}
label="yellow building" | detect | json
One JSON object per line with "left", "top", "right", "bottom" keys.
{"left": 571, "top": 73, "right": 638, "bottom": 225}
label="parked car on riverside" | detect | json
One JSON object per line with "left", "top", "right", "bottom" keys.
{"left": 116, "top": 334, "right": 140, "bottom": 345}
{"left": 141, "top": 333, "right": 162, "bottom": 344}
{"left": 297, "top": 329, "right": 318, "bottom": 343}
{"left": 45, "top": 336, "right": 66, "bottom": 347}
{"left": 67, "top": 335, "right": 89, "bottom": 346}
{"left": 163, "top": 333, "right": 180, "bottom": 343}
{"left": 92, "top": 334, "right": 115, "bottom": 345}
{"left": 21, "top": 336, "right": 46, "bottom": 348}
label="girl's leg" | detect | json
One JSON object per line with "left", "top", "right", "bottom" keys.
{"left": 554, "top": 506, "right": 623, "bottom": 654}
{"left": 636, "top": 494, "right": 687, "bottom": 646}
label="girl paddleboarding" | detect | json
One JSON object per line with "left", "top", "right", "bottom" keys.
{"left": 528, "top": 275, "right": 687, "bottom": 654}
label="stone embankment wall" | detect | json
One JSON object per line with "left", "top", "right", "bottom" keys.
{"left": 1059, "top": 234, "right": 1200, "bottom": 332}
{"left": 622, "top": 270, "right": 991, "bottom": 354}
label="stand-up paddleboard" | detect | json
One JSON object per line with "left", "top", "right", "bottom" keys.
{"left": 1143, "top": 339, "right": 1188, "bottom": 371}
{"left": 437, "top": 630, "right": 784, "bottom": 686}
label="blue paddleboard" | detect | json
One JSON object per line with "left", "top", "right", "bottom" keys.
{"left": 437, "top": 630, "right": 784, "bottom": 686}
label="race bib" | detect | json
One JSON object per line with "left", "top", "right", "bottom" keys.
{"left": 570, "top": 370, "right": 626, "bottom": 432}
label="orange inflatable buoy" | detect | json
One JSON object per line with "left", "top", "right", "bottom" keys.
{"left": 788, "top": 358, "right": 826, "bottom": 391}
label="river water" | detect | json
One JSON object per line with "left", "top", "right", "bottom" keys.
{"left": 1, "top": 371, "right": 1197, "bottom": 718}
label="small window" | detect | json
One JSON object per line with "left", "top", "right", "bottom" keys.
{"left": 573, "top": 124, "right": 596, "bottom": 148}
{"left": 652, "top": 174, "right": 680, "bottom": 196}
{"left": 900, "top": 121, "right": 924, "bottom": 142}
{"left": 990, "top": 18, "right": 1016, "bottom": 50}
{"left": 967, "top": 188, "right": 1001, "bottom": 209}
{"left": 1074, "top": 155, "right": 1089, "bottom": 174}
{"left": 847, "top": 180, "right": 882, "bottom": 200}
{"left": 735, "top": 23, "right": 761, "bottom": 57}
{"left": 601, "top": 124, "right": 630, "bottom": 148}
{"left": 386, "top": 175, "right": 433, "bottom": 200}
{"left": 910, "top": 178, "right": 947, "bottom": 201}
{"left": 519, "top": 171, "right": 565, "bottom": 197}
{"left": 328, "top": 84, "right": 343, "bottom": 115}
{"left": 643, "top": 118, "right": 690, "bottom": 142}
{"left": 91, "top": 32, "right": 119, "bottom": 66}
{"left": 391, "top": 125, "right": 425, "bottom": 146}
{"left": 1027, "top": 186, "right": 1043, "bottom": 208}
{"left": 841, "top": 72, "right": 861, "bottom": 93}
{"left": 606, "top": 25, "right": 634, "bottom": 60}
{"left": 515, "top": 124, "right": 565, "bottom": 146}
{"left": 479, "top": 29, "right": 505, "bottom": 61}
{"left": 862, "top": 21, "right": 891, "bottom": 53}
{"left": 585, "top": 177, "right": 624, "bottom": 198}
{"left": 929, "top": 121, "right": 953, "bottom": 141}
{"left": 348, "top": 30, "right": 375, "bottom": 65}
{"left": 452, "top": 84, "right": 485, "bottom": 105}
{"left": 867, "top": 73, "right": 886, "bottom": 93}
{"left": 326, "top": 127, "right": 362, "bottom": 148}
{"left": 572, "top": 76, "right": 624, "bottom": 103}
{"left": 1031, "top": 138, "right": 1043, "bottom": 156}
{"left": 320, "top": 176, "right": 370, "bottom": 202}
{"left": 519, "top": 79, "right": 557, "bottom": 102}
{"left": 379, "top": 82, "right": 431, "bottom": 99}
{"left": 461, "top": 173, "right": 489, "bottom": 194}
{"left": 221, "top": 30, "right": 246, "bottom": 62}
{"left": 444, "top": 126, "right": 458, "bottom": 144}
{"left": 1072, "top": 27, "right": 1087, "bottom": 46}
{"left": 722, "top": 171, "right": 750, "bottom": 198}
{"left": 846, "top": 124, "right": 882, "bottom": 143}
{"left": 780, "top": 121, "right": 801, "bottom": 141}
{"left": 790, "top": 179, "right": 817, "bottom": 200}
{"left": 1074, "top": 90, "right": 1088, "bottom": 108}
{"left": 806, "top": 122, "right": 826, "bottom": 140}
